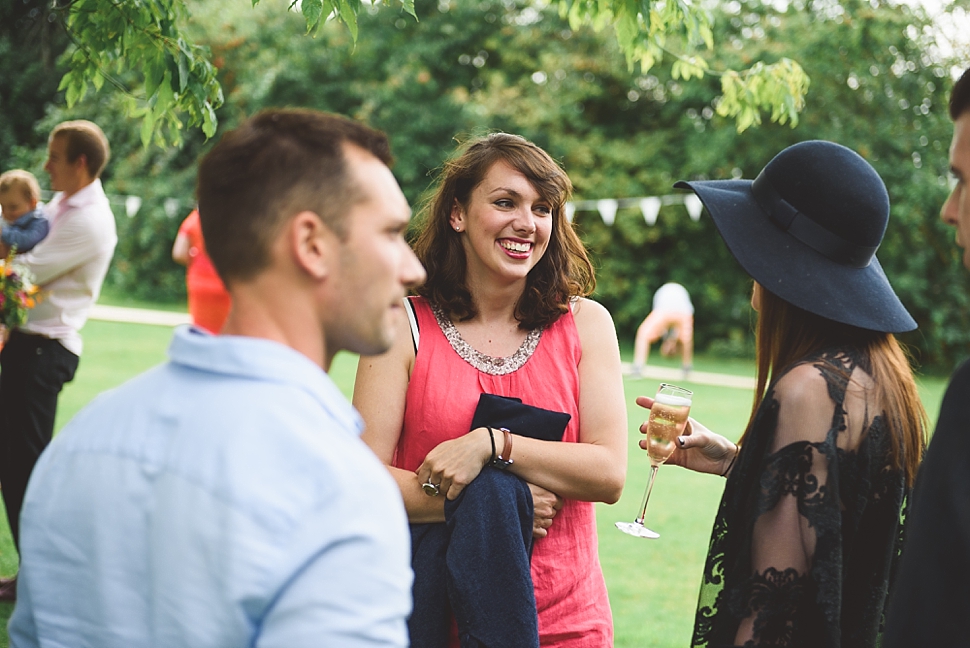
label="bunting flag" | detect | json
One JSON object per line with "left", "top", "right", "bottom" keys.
{"left": 566, "top": 192, "right": 704, "bottom": 226}
{"left": 684, "top": 194, "right": 703, "bottom": 222}
{"left": 564, "top": 202, "right": 576, "bottom": 223}
{"left": 125, "top": 196, "right": 143, "bottom": 218}
{"left": 638, "top": 197, "right": 662, "bottom": 225}
{"left": 164, "top": 198, "right": 181, "bottom": 218}
{"left": 595, "top": 199, "right": 618, "bottom": 226}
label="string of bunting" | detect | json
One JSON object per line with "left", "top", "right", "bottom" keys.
{"left": 39, "top": 190, "right": 186, "bottom": 219}
{"left": 566, "top": 193, "right": 703, "bottom": 225}
{"left": 42, "top": 191, "right": 705, "bottom": 225}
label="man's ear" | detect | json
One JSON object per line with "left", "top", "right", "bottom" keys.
{"left": 288, "top": 211, "right": 338, "bottom": 280}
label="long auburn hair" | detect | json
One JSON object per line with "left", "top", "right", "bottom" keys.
{"left": 412, "top": 133, "right": 595, "bottom": 330}
{"left": 746, "top": 284, "right": 926, "bottom": 486}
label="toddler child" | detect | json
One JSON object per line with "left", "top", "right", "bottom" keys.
{"left": 0, "top": 170, "right": 50, "bottom": 256}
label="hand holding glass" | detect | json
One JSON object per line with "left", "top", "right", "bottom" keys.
{"left": 616, "top": 383, "right": 692, "bottom": 539}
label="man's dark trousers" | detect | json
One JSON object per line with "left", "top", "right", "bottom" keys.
{"left": 0, "top": 330, "right": 78, "bottom": 549}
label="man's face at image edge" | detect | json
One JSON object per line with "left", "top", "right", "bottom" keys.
{"left": 943, "top": 111, "right": 970, "bottom": 270}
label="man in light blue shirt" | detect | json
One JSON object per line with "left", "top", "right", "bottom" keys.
{"left": 9, "top": 109, "right": 426, "bottom": 647}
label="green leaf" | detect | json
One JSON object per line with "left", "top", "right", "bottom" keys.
{"left": 639, "top": 0, "right": 651, "bottom": 21}
{"left": 139, "top": 109, "right": 156, "bottom": 149}
{"left": 156, "top": 71, "right": 176, "bottom": 112}
{"left": 202, "top": 101, "right": 217, "bottom": 139}
{"left": 178, "top": 53, "right": 190, "bottom": 92}
{"left": 302, "top": 0, "right": 324, "bottom": 32}
{"left": 337, "top": 0, "right": 359, "bottom": 41}
{"left": 145, "top": 57, "right": 165, "bottom": 99}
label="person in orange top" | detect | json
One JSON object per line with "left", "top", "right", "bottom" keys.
{"left": 172, "top": 208, "right": 231, "bottom": 333}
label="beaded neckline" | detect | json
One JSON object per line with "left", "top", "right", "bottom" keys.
{"left": 430, "top": 302, "right": 542, "bottom": 376}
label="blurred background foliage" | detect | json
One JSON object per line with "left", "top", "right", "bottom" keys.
{"left": 0, "top": 0, "right": 967, "bottom": 370}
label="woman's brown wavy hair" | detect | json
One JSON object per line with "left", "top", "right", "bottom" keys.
{"left": 412, "top": 133, "right": 594, "bottom": 330}
{"left": 745, "top": 284, "right": 927, "bottom": 486}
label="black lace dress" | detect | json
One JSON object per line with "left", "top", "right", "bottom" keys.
{"left": 691, "top": 348, "right": 908, "bottom": 648}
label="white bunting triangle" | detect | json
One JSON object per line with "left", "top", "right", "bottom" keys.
{"left": 596, "top": 199, "right": 618, "bottom": 226}
{"left": 639, "top": 197, "right": 662, "bottom": 225}
{"left": 684, "top": 194, "right": 703, "bottom": 222}
{"left": 564, "top": 202, "right": 576, "bottom": 223}
{"left": 125, "top": 196, "right": 143, "bottom": 218}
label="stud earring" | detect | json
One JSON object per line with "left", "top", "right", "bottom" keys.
{"left": 454, "top": 226, "right": 462, "bottom": 232}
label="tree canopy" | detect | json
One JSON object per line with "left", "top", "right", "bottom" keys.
{"left": 45, "top": 0, "right": 809, "bottom": 144}
{"left": 1, "top": 0, "right": 967, "bottom": 370}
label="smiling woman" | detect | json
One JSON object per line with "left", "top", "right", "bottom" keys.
{"left": 450, "top": 159, "right": 552, "bottom": 283}
{"left": 353, "top": 133, "right": 628, "bottom": 647}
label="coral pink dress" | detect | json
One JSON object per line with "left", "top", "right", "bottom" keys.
{"left": 394, "top": 297, "right": 613, "bottom": 647}
{"left": 178, "top": 210, "right": 230, "bottom": 334}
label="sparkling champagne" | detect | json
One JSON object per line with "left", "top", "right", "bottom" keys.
{"left": 616, "top": 383, "right": 692, "bottom": 539}
{"left": 645, "top": 393, "right": 691, "bottom": 466}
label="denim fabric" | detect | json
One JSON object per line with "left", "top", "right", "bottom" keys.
{"left": 1, "top": 210, "right": 49, "bottom": 253}
{"left": 409, "top": 467, "right": 539, "bottom": 648}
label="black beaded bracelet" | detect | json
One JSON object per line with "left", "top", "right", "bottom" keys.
{"left": 721, "top": 443, "right": 739, "bottom": 477}
{"left": 487, "top": 427, "right": 497, "bottom": 463}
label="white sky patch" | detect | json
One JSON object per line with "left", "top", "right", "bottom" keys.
{"left": 901, "top": 0, "right": 970, "bottom": 73}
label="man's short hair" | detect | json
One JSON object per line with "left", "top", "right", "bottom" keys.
{"left": 197, "top": 109, "right": 393, "bottom": 286}
{"left": 50, "top": 120, "right": 111, "bottom": 178}
{"left": 950, "top": 67, "right": 970, "bottom": 120}
{"left": 0, "top": 170, "right": 41, "bottom": 203}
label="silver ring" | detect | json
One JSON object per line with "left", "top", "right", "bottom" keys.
{"left": 422, "top": 481, "right": 440, "bottom": 497}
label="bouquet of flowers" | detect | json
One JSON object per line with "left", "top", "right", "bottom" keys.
{"left": 0, "top": 251, "right": 40, "bottom": 329}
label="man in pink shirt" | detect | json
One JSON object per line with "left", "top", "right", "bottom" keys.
{"left": 0, "top": 121, "right": 117, "bottom": 600}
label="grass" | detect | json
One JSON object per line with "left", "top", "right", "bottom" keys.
{"left": 0, "top": 320, "right": 950, "bottom": 646}
{"left": 95, "top": 286, "right": 189, "bottom": 313}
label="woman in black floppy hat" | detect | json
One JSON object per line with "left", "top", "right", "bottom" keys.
{"left": 639, "top": 140, "right": 927, "bottom": 648}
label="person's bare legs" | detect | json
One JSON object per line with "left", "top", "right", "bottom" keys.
{"left": 632, "top": 316, "right": 660, "bottom": 376}
{"left": 632, "top": 324, "right": 650, "bottom": 374}
{"left": 633, "top": 312, "right": 674, "bottom": 377}
{"left": 679, "top": 315, "right": 694, "bottom": 379}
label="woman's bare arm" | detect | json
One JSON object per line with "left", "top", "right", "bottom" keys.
{"left": 171, "top": 233, "right": 191, "bottom": 266}
{"left": 353, "top": 311, "right": 446, "bottom": 523}
{"left": 417, "top": 298, "right": 628, "bottom": 504}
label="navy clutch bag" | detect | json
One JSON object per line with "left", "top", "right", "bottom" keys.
{"left": 469, "top": 393, "right": 570, "bottom": 442}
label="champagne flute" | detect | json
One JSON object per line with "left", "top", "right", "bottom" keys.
{"left": 616, "top": 383, "right": 692, "bottom": 539}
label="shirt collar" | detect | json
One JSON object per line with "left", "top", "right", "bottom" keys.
{"left": 49, "top": 179, "right": 107, "bottom": 213}
{"left": 167, "top": 326, "right": 364, "bottom": 436}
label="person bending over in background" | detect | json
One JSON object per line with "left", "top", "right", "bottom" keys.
{"left": 630, "top": 281, "right": 693, "bottom": 379}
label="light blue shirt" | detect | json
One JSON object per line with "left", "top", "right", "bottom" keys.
{"left": 9, "top": 326, "right": 413, "bottom": 648}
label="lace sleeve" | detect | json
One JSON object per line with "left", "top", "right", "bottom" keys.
{"left": 733, "top": 364, "right": 844, "bottom": 647}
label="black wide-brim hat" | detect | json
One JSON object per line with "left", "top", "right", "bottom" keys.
{"left": 675, "top": 140, "right": 916, "bottom": 333}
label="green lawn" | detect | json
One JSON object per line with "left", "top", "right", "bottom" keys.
{"left": 0, "top": 320, "right": 951, "bottom": 646}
